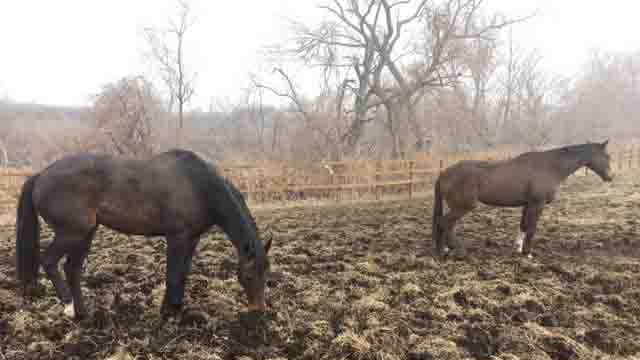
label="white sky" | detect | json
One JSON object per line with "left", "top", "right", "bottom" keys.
{"left": 0, "top": 0, "right": 638, "bottom": 108}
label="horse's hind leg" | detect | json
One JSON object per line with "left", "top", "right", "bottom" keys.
{"left": 42, "top": 236, "right": 73, "bottom": 307}
{"left": 443, "top": 207, "right": 472, "bottom": 256}
{"left": 514, "top": 207, "right": 528, "bottom": 253}
{"left": 63, "top": 226, "right": 97, "bottom": 318}
{"left": 522, "top": 204, "right": 544, "bottom": 257}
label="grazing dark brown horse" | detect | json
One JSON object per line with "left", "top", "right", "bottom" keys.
{"left": 15, "top": 149, "right": 272, "bottom": 320}
{"left": 432, "top": 141, "right": 613, "bottom": 258}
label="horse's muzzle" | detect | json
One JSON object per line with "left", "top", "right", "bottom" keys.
{"left": 247, "top": 302, "right": 268, "bottom": 312}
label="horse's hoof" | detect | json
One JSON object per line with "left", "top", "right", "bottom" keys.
{"left": 160, "top": 303, "right": 183, "bottom": 319}
{"left": 23, "top": 284, "right": 46, "bottom": 299}
{"left": 160, "top": 310, "right": 177, "bottom": 320}
{"left": 63, "top": 301, "right": 75, "bottom": 318}
{"left": 180, "top": 308, "right": 210, "bottom": 326}
{"left": 449, "top": 248, "right": 467, "bottom": 259}
{"left": 434, "top": 246, "right": 450, "bottom": 257}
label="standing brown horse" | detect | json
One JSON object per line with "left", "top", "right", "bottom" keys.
{"left": 16, "top": 149, "right": 272, "bottom": 320}
{"left": 432, "top": 141, "right": 613, "bottom": 257}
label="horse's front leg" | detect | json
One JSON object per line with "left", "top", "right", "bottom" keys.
{"left": 161, "top": 235, "right": 198, "bottom": 318}
{"left": 522, "top": 203, "right": 544, "bottom": 258}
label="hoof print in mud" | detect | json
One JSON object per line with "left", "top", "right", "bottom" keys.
{"left": 179, "top": 308, "right": 211, "bottom": 326}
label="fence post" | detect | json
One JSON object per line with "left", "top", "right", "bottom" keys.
{"left": 408, "top": 160, "right": 414, "bottom": 199}
{"left": 618, "top": 150, "right": 623, "bottom": 171}
{"left": 336, "top": 173, "right": 341, "bottom": 202}
{"left": 246, "top": 174, "right": 254, "bottom": 204}
{"left": 282, "top": 172, "right": 288, "bottom": 203}
{"left": 375, "top": 160, "right": 381, "bottom": 201}
{"left": 330, "top": 171, "right": 337, "bottom": 202}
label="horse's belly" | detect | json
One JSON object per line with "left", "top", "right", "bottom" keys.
{"left": 478, "top": 181, "right": 528, "bottom": 207}
{"left": 97, "top": 199, "right": 163, "bottom": 235}
{"left": 479, "top": 196, "right": 527, "bottom": 207}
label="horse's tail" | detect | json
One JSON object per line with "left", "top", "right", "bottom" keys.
{"left": 432, "top": 176, "right": 444, "bottom": 255}
{"left": 16, "top": 174, "right": 41, "bottom": 287}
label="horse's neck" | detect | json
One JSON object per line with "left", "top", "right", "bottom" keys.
{"left": 193, "top": 170, "right": 259, "bottom": 259}
{"left": 552, "top": 152, "right": 584, "bottom": 180}
{"left": 215, "top": 197, "right": 259, "bottom": 259}
{"left": 220, "top": 211, "right": 257, "bottom": 256}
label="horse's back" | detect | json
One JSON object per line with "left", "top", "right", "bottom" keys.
{"left": 32, "top": 151, "right": 207, "bottom": 234}
{"left": 31, "top": 153, "right": 109, "bottom": 228}
{"left": 95, "top": 151, "right": 212, "bottom": 234}
{"left": 34, "top": 153, "right": 107, "bottom": 193}
{"left": 439, "top": 159, "right": 501, "bottom": 182}
{"left": 437, "top": 160, "right": 491, "bottom": 196}
{"left": 438, "top": 158, "right": 533, "bottom": 206}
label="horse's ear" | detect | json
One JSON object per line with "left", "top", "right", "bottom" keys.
{"left": 601, "top": 139, "right": 609, "bottom": 149}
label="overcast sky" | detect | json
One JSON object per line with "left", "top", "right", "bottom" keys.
{"left": 0, "top": 0, "right": 638, "bottom": 108}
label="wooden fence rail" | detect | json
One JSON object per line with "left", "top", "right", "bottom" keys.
{"left": 0, "top": 144, "right": 639, "bottom": 212}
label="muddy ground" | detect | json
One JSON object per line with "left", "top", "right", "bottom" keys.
{"left": 0, "top": 172, "right": 639, "bottom": 360}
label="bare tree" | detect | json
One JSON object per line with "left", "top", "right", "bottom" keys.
{"left": 92, "top": 76, "right": 164, "bottom": 157}
{"left": 500, "top": 26, "right": 515, "bottom": 136}
{"left": 556, "top": 50, "right": 640, "bottom": 143}
{"left": 252, "top": 69, "right": 355, "bottom": 160}
{"left": 144, "top": 0, "right": 197, "bottom": 145}
{"left": 456, "top": 27, "right": 500, "bottom": 148}
{"left": 500, "top": 49, "right": 566, "bottom": 148}
{"left": 0, "top": 98, "right": 12, "bottom": 166}
{"left": 264, "top": 0, "right": 531, "bottom": 158}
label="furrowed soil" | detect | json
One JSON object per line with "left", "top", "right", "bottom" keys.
{"left": 0, "top": 172, "right": 639, "bottom": 360}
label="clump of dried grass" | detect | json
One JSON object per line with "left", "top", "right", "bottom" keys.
{"left": 412, "top": 335, "right": 463, "bottom": 359}
{"left": 104, "top": 346, "right": 135, "bottom": 360}
{"left": 332, "top": 330, "right": 371, "bottom": 357}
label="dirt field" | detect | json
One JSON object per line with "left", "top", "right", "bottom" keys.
{"left": 0, "top": 171, "right": 639, "bottom": 360}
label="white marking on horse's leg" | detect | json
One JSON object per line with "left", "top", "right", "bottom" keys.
{"left": 514, "top": 232, "right": 525, "bottom": 253}
{"left": 63, "top": 301, "right": 75, "bottom": 318}
{"left": 443, "top": 246, "right": 450, "bottom": 254}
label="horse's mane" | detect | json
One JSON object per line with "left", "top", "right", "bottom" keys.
{"left": 550, "top": 142, "right": 603, "bottom": 153}
{"left": 160, "top": 149, "right": 263, "bottom": 261}
{"left": 510, "top": 143, "right": 600, "bottom": 161}
{"left": 222, "top": 177, "right": 258, "bottom": 232}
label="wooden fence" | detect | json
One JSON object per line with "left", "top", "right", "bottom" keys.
{"left": 1, "top": 144, "right": 639, "bottom": 213}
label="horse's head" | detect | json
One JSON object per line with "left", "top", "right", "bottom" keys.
{"left": 237, "top": 232, "right": 272, "bottom": 312}
{"left": 585, "top": 140, "right": 613, "bottom": 182}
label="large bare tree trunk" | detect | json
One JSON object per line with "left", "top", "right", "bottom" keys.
{"left": 0, "top": 143, "right": 8, "bottom": 167}
{"left": 144, "top": 0, "right": 196, "bottom": 148}
{"left": 502, "top": 27, "right": 515, "bottom": 134}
